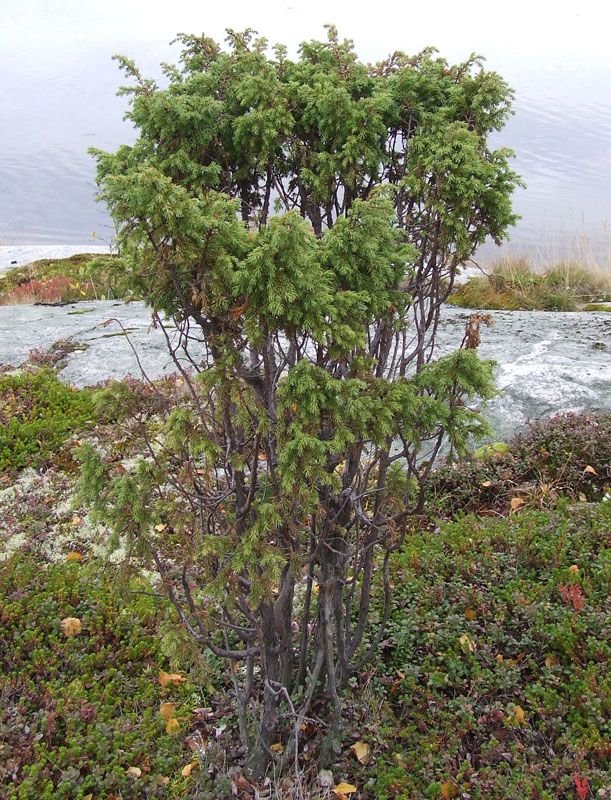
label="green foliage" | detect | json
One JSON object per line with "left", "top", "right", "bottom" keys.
{"left": 0, "top": 370, "right": 96, "bottom": 472}
{"left": 0, "top": 555, "right": 196, "bottom": 799}
{"left": 85, "top": 27, "right": 521, "bottom": 775}
{"left": 375, "top": 500, "right": 611, "bottom": 798}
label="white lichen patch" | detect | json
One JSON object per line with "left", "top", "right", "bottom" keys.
{"left": 0, "top": 531, "right": 29, "bottom": 561}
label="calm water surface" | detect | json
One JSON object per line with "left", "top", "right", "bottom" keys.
{"left": 1, "top": 0, "right": 610, "bottom": 265}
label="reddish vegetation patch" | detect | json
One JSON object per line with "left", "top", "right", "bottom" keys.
{"left": 0, "top": 275, "right": 87, "bottom": 305}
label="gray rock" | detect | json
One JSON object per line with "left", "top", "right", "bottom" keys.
{"left": 1, "top": 301, "right": 609, "bottom": 442}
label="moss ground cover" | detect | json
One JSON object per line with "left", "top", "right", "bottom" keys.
{"left": 449, "top": 259, "right": 611, "bottom": 311}
{"left": 0, "top": 253, "right": 130, "bottom": 305}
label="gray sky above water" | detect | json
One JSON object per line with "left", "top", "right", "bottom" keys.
{"left": 1, "top": 0, "right": 610, "bottom": 259}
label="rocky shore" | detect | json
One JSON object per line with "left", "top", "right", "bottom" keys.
{"left": 1, "top": 248, "right": 610, "bottom": 443}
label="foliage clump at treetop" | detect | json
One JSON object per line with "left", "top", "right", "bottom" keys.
{"left": 81, "top": 27, "right": 521, "bottom": 777}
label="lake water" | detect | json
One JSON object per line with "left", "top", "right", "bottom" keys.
{"left": 1, "top": 0, "right": 610, "bottom": 266}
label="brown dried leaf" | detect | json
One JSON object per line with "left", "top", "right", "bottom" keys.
{"left": 159, "top": 669, "right": 186, "bottom": 688}
{"left": 513, "top": 705, "right": 526, "bottom": 724}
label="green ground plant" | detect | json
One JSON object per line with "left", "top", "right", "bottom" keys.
{"left": 0, "top": 555, "right": 199, "bottom": 799}
{"left": 375, "top": 500, "right": 611, "bottom": 799}
{"left": 0, "top": 369, "right": 96, "bottom": 472}
{"left": 1, "top": 499, "right": 608, "bottom": 799}
{"left": 449, "top": 258, "right": 611, "bottom": 311}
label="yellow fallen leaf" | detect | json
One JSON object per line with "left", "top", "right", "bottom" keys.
{"left": 510, "top": 497, "right": 525, "bottom": 512}
{"left": 160, "top": 776, "right": 170, "bottom": 785}
{"left": 544, "top": 654, "right": 556, "bottom": 668}
{"left": 334, "top": 784, "right": 357, "bottom": 796}
{"left": 480, "top": 480, "right": 492, "bottom": 487}
{"left": 126, "top": 766, "right": 142, "bottom": 777}
{"left": 181, "top": 761, "right": 198, "bottom": 777}
{"left": 350, "top": 741, "right": 371, "bottom": 764}
{"left": 511, "top": 705, "right": 526, "bottom": 724}
{"left": 159, "top": 669, "right": 186, "bottom": 688}
{"left": 579, "top": 492, "right": 588, "bottom": 502}
{"left": 568, "top": 565, "right": 580, "bottom": 573}
{"left": 495, "top": 653, "right": 504, "bottom": 663}
{"left": 166, "top": 718, "right": 181, "bottom": 735}
{"left": 465, "top": 608, "right": 475, "bottom": 621}
{"left": 155, "top": 523, "right": 167, "bottom": 532}
{"left": 83, "top": 795, "right": 93, "bottom": 800}
{"left": 459, "top": 633, "right": 475, "bottom": 653}
{"left": 65, "top": 552, "right": 83, "bottom": 562}
{"left": 60, "top": 617, "right": 82, "bottom": 637}
{"left": 159, "top": 702, "right": 177, "bottom": 720}
{"left": 584, "top": 465, "right": 598, "bottom": 475}
{"left": 71, "top": 516, "right": 81, "bottom": 526}
{"left": 270, "top": 742, "right": 285, "bottom": 753}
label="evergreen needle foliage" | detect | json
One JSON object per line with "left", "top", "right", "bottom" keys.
{"left": 81, "top": 27, "right": 520, "bottom": 776}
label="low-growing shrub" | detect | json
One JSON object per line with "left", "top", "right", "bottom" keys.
{"left": 430, "top": 412, "right": 611, "bottom": 517}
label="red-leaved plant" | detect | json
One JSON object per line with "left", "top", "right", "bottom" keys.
{"left": 574, "top": 773, "right": 589, "bottom": 800}
{"left": 559, "top": 584, "right": 585, "bottom": 612}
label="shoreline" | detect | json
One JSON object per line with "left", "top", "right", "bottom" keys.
{"left": 0, "top": 244, "right": 111, "bottom": 273}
